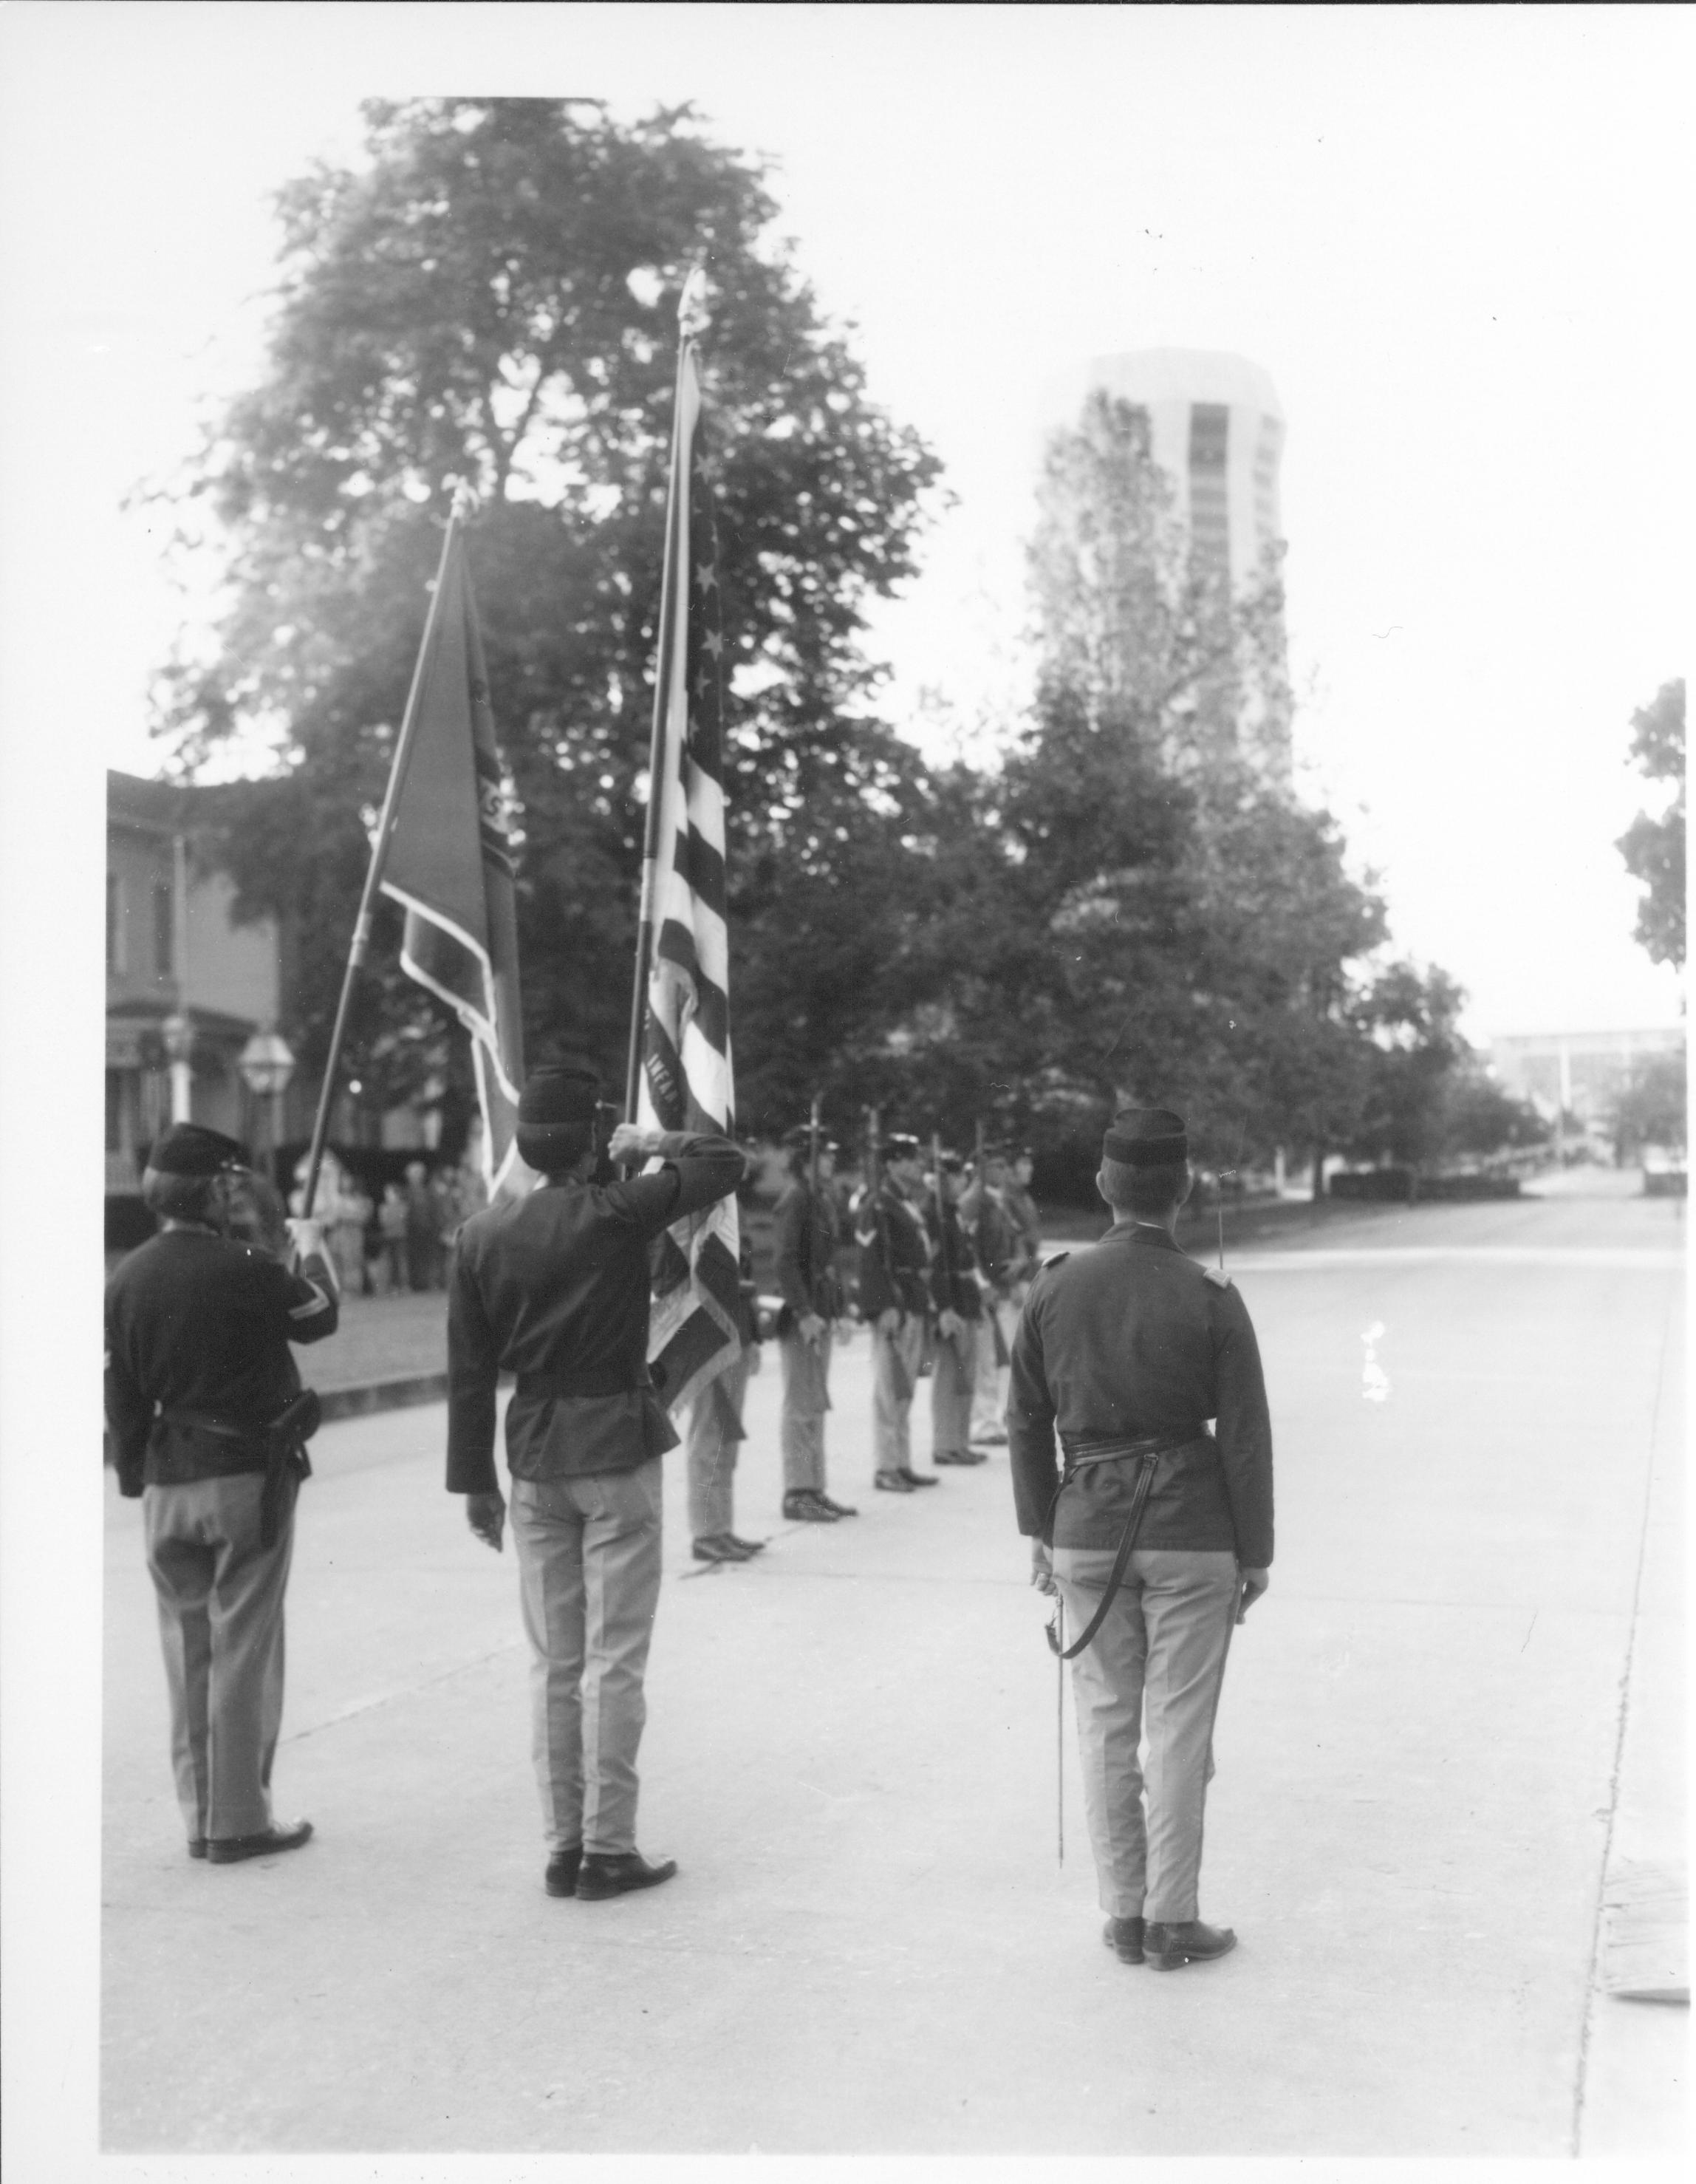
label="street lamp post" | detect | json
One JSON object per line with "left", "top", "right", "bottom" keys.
{"left": 238, "top": 1028, "right": 296, "bottom": 1186}
{"left": 162, "top": 1011, "right": 194, "bottom": 1125}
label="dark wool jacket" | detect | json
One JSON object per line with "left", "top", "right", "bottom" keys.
{"left": 925, "top": 1194, "right": 984, "bottom": 1320}
{"left": 853, "top": 1180, "right": 932, "bottom": 1320}
{"left": 771, "top": 1175, "right": 842, "bottom": 1321}
{"left": 104, "top": 1229, "right": 339, "bottom": 1495}
{"left": 1008, "top": 1221, "right": 1274, "bottom": 1565}
{"left": 446, "top": 1130, "right": 742, "bottom": 1494}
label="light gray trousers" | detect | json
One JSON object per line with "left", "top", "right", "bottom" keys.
{"left": 510, "top": 1464, "right": 663, "bottom": 1857}
{"left": 929, "top": 1318, "right": 980, "bottom": 1455}
{"left": 970, "top": 1296, "right": 1016, "bottom": 1439}
{"left": 685, "top": 1349, "right": 752, "bottom": 1538}
{"left": 1054, "top": 1546, "right": 1238, "bottom": 1922}
{"left": 870, "top": 1317, "right": 926, "bottom": 1474}
{"left": 779, "top": 1325, "right": 833, "bottom": 1492}
{"left": 143, "top": 1473, "right": 295, "bottom": 1844}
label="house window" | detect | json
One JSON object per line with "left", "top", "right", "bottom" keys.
{"left": 106, "top": 872, "right": 123, "bottom": 972}
{"left": 154, "top": 877, "right": 174, "bottom": 977}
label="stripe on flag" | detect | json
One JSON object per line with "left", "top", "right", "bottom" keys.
{"left": 378, "top": 527, "right": 528, "bottom": 1198}
{"left": 636, "top": 339, "right": 742, "bottom": 1410}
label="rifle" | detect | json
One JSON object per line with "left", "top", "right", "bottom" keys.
{"left": 802, "top": 1091, "right": 825, "bottom": 1345}
{"left": 931, "top": 1130, "right": 960, "bottom": 1348}
{"left": 863, "top": 1106, "right": 912, "bottom": 1402}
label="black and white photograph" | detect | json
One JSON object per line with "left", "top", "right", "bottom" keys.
{"left": 0, "top": 4, "right": 1686, "bottom": 2176}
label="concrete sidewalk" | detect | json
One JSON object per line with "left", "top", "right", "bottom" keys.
{"left": 100, "top": 1193, "right": 1686, "bottom": 2157}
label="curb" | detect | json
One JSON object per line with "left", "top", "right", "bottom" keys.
{"left": 318, "top": 1371, "right": 450, "bottom": 1422}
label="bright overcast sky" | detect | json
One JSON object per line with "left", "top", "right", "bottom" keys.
{"left": 1, "top": 1, "right": 1689, "bottom": 1045}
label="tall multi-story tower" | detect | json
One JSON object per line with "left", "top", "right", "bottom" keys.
{"left": 1044, "top": 349, "right": 1290, "bottom": 781}
{"left": 1084, "top": 350, "right": 1286, "bottom": 598}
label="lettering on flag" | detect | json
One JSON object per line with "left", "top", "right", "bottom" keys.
{"left": 378, "top": 528, "right": 528, "bottom": 1198}
{"left": 637, "top": 341, "right": 742, "bottom": 1410}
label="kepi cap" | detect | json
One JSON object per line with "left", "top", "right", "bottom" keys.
{"left": 147, "top": 1122, "right": 250, "bottom": 1178}
{"left": 1102, "top": 1106, "right": 1189, "bottom": 1167}
{"left": 783, "top": 1123, "right": 840, "bottom": 1155}
{"left": 518, "top": 1065, "right": 601, "bottom": 1127}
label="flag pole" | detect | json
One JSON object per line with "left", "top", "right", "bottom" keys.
{"left": 624, "top": 266, "right": 708, "bottom": 1127}
{"left": 299, "top": 510, "right": 462, "bottom": 1216}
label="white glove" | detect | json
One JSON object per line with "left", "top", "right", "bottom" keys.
{"left": 286, "top": 1217, "right": 336, "bottom": 1290}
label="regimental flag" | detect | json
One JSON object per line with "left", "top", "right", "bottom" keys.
{"left": 379, "top": 523, "right": 527, "bottom": 1198}
{"left": 636, "top": 336, "right": 741, "bottom": 1410}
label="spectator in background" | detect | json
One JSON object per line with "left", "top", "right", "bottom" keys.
{"left": 404, "top": 1159, "right": 444, "bottom": 1291}
{"left": 378, "top": 1182, "right": 408, "bottom": 1295}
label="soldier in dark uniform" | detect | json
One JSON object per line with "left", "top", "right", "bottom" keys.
{"left": 446, "top": 1065, "right": 742, "bottom": 1901}
{"left": 1009, "top": 1108, "right": 1273, "bottom": 1972}
{"left": 683, "top": 1215, "right": 768, "bottom": 1563}
{"left": 1004, "top": 1146, "right": 1044, "bottom": 1288}
{"left": 962, "top": 1142, "right": 1020, "bottom": 1447}
{"left": 926, "top": 1148, "right": 987, "bottom": 1466}
{"left": 104, "top": 1122, "right": 338, "bottom": 1863}
{"left": 853, "top": 1130, "right": 940, "bottom": 1493}
{"left": 772, "top": 1123, "right": 856, "bottom": 1521}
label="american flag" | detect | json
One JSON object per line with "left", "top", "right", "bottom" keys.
{"left": 635, "top": 330, "right": 742, "bottom": 1410}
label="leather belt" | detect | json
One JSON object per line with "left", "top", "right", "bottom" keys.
{"left": 515, "top": 1368, "right": 650, "bottom": 1401}
{"left": 157, "top": 1407, "right": 264, "bottom": 1447}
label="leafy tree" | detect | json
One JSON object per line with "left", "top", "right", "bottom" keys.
{"left": 1434, "top": 1065, "right": 1551, "bottom": 1164}
{"left": 1026, "top": 391, "right": 1290, "bottom": 780}
{"left": 1340, "top": 963, "right": 1467, "bottom": 1172}
{"left": 884, "top": 389, "right": 1410, "bottom": 1192}
{"left": 1617, "top": 678, "right": 1685, "bottom": 969}
{"left": 154, "top": 98, "right": 942, "bottom": 1130}
{"left": 1609, "top": 1048, "right": 1687, "bottom": 1158}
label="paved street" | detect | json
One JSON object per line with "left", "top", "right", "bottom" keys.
{"left": 100, "top": 1181, "right": 1684, "bottom": 2158}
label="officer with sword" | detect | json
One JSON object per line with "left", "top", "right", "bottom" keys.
{"left": 1008, "top": 1107, "right": 1273, "bottom": 1971}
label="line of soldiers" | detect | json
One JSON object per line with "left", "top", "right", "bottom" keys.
{"left": 675, "top": 1123, "right": 1045, "bottom": 1557}
{"left": 106, "top": 1081, "right": 1273, "bottom": 1969}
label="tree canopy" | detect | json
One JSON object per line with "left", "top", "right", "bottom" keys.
{"left": 154, "top": 100, "right": 1477, "bottom": 1183}
{"left": 1616, "top": 678, "right": 1685, "bottom": 970}
{"left": 159, "top": 97, "right": 941, "bottom": 1138}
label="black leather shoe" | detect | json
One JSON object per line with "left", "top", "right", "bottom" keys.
{"left": 1103, "top": 1916, "right": 1145, "bottom": 1964}
{"left": 1144, "top": 1919, "right": 1237, "bottom": 1969}
{"left": 725, "top": 1533, "right": 767, "bottom": 1555}
{"left": 205, "top": 1820, "right": 313, "bottom": 1865}
{"left": 575, "top": 1851, "right": 678, "bottom": 1901}
{"left": 932, "top": 1448, "right": 988, "bottom": 1465}
{"left": 784, "top": 1490, "right": 838, "bottom": 1521}
{"left": 814, "top": 1491, "right": 859, "bottom": 1517}
{"left": 875, "top": 1469, "right": 916, "bottom": 1492}
{"left": 691, "top": 1535, "right": 753, "bottom": 1563}
{"left": 544, "top": 1846, "right": 583, "bottom": 1898}
{"left": 897, "top": 1466, "right": 940, "bottom": 1487}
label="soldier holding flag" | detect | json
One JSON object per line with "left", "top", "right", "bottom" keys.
{"left": 447, "top": 1065, "right": 742, "bottom": 1901}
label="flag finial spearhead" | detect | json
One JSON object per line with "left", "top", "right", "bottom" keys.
{"left": 679, "top": 263, "right": 711, "bottom": 340}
